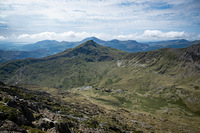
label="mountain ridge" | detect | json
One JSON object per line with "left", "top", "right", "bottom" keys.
{"left": 0, "top": 38, "right": 200, "bottom": 63}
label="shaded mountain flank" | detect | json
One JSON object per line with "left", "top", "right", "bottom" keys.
{"left": 0, "top": 40, "right": 200, "bottom": 132}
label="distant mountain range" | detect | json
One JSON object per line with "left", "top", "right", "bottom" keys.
{"left": 81, "top": 37, "right": 149, "bottom": 52}
{"left": 0, "top": 37, "right": 199, "bottom": 63}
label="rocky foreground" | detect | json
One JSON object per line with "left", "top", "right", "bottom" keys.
{"left": 1, "top": 81, "right": 199, "bottom": 133}
{"left": 0, "top": 81, "right": 139, "bottom": 133}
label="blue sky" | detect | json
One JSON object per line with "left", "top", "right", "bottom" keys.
{"left": 0, "top": 0, "right": 200, "bottom": 42}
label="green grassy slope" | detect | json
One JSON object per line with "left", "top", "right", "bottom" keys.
{"left": 0, "top": 40, "right": 127, "bottom": 89}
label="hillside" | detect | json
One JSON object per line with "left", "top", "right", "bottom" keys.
{"left": 146, "top": 39, "right": 200, "bottom": 51}
{"left": 0, "top": 40, "right": 127, "bottom": 89}
{"left": 0, "top": 49, "right": 50, "bottom": 64}
{"left": 0, "top": 40, "right": 200, "bottom": 132}
{"left": 22, "top": 40, "right": 78, "bottom": 55}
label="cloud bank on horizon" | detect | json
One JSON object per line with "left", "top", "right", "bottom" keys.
{"left": 0, "top": 0, "right": 200, "bottom": 42}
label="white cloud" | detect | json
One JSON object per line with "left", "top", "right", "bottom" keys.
{"left": 0, "top": 36, "right": 8, "bottom": 40}
{"left": 0, "top": 21, "right": 6, "bottom": 24}
{"left": 142, "top": 30, "right": 185, "bottom": 39}
{"left": 142, "top": 30, "right": 164, "bottom": 38}
{"left": 197, "top": 34, "right": 200, "bottom": 39}
{"left": 114, "top": 30, "right": 188, "bottom": 41}
{"left": 18, "top": 32, "right": 56, "bottom": 40}
{"left": 14, "top": 30, "right": 196, "bottom": 42}
{"left": 16, "top": 31, "right": 108, "bottom": 42}
{"left": 1, "top": 0, "right": 200, "bottom": 36}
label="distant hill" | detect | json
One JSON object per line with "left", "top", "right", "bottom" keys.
{"left": 22, "top": 40, "right": 78, "bottom": 55}
{"left": 145, "top": 39, "right": 200, "bottom": 51}
{"left": 147, "top": 39, "right": 189, "bottom": 46}
{"left": 0, "top": 40, "right": 78, "bottom": 63}
{"left": 0, "top": 49, "right": 50, "bottom": 64}
{"left": 80, "top": 37, "right": 149, "bottom": 52}
{"left": 21, "top": 37, "right": 149, "bottom": 53}
{"left": 0, "top": 41, "right": 23, "bottom": 51}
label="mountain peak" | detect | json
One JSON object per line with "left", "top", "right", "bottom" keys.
{"left": 49, "top": 40, "right": 127, "bottom": 62}
{"left": 80, "top": 37, "right": 105, "bottom": 44}
{"left": 87, "top": 36, "right": 99, "bottom": 40}
{"left": 82, "top": 36, "right": 100, "bottom": 41}
{"left": 80, "top": 40, "right": 98, "bottom": 48}
{"left": 35, "top": 40, "right": 59, "bottom": 44}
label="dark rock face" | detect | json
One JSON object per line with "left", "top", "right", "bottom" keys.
{"left": 7, "top": 100, "right": 19, "bottom": 108}
{"left": 16, "top": 115, "right": 29, "bottom": 126}
{"left": 37, "top": 118, "right": 55, "bottom": 131}
{"left": 55, "top": 122, "right": 71, "bottom": 133}
{"left": 21, "top": 105, "right": 35, "bottom": 122}
{"left": 0, "top": 111, "right": 7, "bottom": 120}
{"left": 7, "top": 100, "right": 35, "bottom": 123}
{"left": 109, "top": 125, "right": 121, "bottom": 132}
{"left": 28, "top": 102, "right": 39, "bottom": 113}
{"left": 173, "top": 44, "right": 200, "bottom": 62}
{"left": 0, "top": 120, "right": 27, "bottom": 133}
{"left": 98, "top": 56, "right": 114, "bottom": 62}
